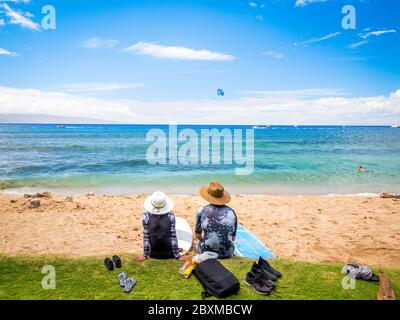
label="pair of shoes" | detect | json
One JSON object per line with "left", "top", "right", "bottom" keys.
{"left": 244, "top": 257, "right": 282, "bottom": 296}
{"left": 258, "top": 256, "right": 282, "bottom": 279}
{"left": 104, "top": 255, "right": 122, "bottom": 271}
{"left": 118, "top": 272, "right": 137, "bottom": 293}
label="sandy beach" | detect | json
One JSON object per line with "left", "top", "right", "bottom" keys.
{"left": 0, "top": 193, "right": 399, "bottom": 268}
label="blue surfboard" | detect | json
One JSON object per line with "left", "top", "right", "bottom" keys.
{"left": 234, "top": 224, "right": 276, "bottom": 259}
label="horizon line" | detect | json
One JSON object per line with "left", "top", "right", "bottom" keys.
{"left": 0, "top": 122, "right": 394, "bottom": 127}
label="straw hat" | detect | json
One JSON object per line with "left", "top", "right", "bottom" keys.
{"left": 199, "top": 181, "right": 231, "bottom": 205}
{"left": 144, "top": 191, "right": 174, "bottom": 215}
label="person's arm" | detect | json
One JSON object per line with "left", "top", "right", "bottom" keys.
{"left": 232, "top": 209, "right": 238, "bottom": 242}
{"left": 169, "top": 214, "right": 181, "bottom": 260}
{"left": 136, "top": 213, "right": 150, "bottom": 262}
{"left": 142, "top": 213, "right": 150, "bottom": 257}
{"left": 195, "top": 208, "right": 203, "bottom": 241}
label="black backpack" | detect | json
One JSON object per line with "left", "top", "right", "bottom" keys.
{"left": 194, "top": 259, "right": 240, "bottom": 299}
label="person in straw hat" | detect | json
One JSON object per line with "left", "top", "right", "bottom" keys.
{"left": 136, "top": 191, "right": 188, "bottom": 263}
{"left": 195, "top": 181, "right": 238, "bottom": 259}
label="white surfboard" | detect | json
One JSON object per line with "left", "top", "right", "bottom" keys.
{"left": 175, "top": 216, "right": 193, "bottom": 254}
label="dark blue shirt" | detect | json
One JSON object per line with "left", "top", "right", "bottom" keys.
{"left": 195, "top": 204, "right": 238, "bottom": 258}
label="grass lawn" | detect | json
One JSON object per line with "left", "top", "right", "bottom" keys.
{"left": 0, "top": 254, "right": 399, "bottom": 300}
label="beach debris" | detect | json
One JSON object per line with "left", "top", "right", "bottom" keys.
{"left": 85, "top": 192, "right": 95, "bottom": 197}
{"left": 28, "top": 199, "right": 41, "bottom": 209}
{"left": 24, "top": 192, "right": 52, "bottom": 199}
{"left": 65, "top": 196, "right": 73, "bottom": 202}
{"left": 377, "top": 273, "right": 396, "bottom": 300}
{"left": 379, "top": 192, "right": 400, "bottom": 199}
{"left": 10, "top": 199, "right": 17, "bottom": 203}
{"left": 36, "top": 191, "right": 52, "bottom": 198}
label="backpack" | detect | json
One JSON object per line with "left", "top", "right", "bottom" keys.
{"left": 194, "top": 259, "right": 240, "bottom": 299}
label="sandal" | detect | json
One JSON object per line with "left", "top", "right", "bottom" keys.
{"left": 104, "top": 257, "right": 114, "bottom": 271}
{"left": 124, "top": 277, "right": 137, "bottom": 293}
{"left": 112, "top": 255, "right": 122, "bottom": 268}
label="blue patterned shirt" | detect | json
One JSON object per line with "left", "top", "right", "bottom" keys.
{"left": 142, "top": 212, "right": 180, "bottom": 259}
{"left": 195, "top": 204, "right": 238, "bottom": 258}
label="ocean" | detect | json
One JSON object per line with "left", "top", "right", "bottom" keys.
{"left": 0, "top": 124, "right": 399, "bottom": 195}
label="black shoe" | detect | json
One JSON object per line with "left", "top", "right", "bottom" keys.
{"left": 112, "top": 255, "right": 122, "bottom": 268}
{"left": 252, "top": 262, "right": 278, "bottom": 282}
{"left": 244, "top": 272, "right": 272, "bottom": 295}
{"left": 258, "top": 257, "right": 282, "bottom": 278}
{"left": 251, "top": 265, "right": 276, "bottom": 289}
{"left": 104, "top": 257, "right": 114, "bottom": 271}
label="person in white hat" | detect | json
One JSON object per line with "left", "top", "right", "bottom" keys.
{"left": 135, "top": 191, "right": 187, "bottom": 263}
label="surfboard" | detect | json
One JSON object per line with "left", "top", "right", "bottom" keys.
{"left": 175, "top": 216, "right": 193, "bottom": 254}
{"left": 234, "top": 224, "right": 276, "bottom": 259}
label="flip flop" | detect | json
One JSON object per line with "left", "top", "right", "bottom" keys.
{"left": 124, "top": 277, "right": 137, "bottom": 293}
{"left": 118, "top": 272, "right": 127, "bottom": 287}
{"left": 104, "top": 257, "right": 114, "bottom": 271}
{"left": 112, "top": 255, "right": 122, "bottom": 268}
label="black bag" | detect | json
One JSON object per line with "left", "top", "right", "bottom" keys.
{"left": 194, "top": 259, "right": 240, "bottom": 299}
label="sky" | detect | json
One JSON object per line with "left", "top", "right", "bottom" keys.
{"left": 0, "top": 0, "right": 399, "bottom": 125}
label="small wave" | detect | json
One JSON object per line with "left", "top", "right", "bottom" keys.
{"left": 112, "top": 159, "right": 149, "bottom": 167}
{"left": 65, "top": 145, "right": 93, "bottom": 151}
{"left": 7, "top": 165, "right": 49, "bottom": 175}
{"left": 0, "top": 180, "right": 22, "bottom": 190}
{"left": 325, "top": 193, "right": 379, "bottom": 197}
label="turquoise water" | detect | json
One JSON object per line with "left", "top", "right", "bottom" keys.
{"left": 0, "top": 124, "right": 399, "bottom": 195}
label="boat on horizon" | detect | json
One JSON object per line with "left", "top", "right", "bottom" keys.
{"left": 391, "top": 119, "right": 400, "bottom": 128}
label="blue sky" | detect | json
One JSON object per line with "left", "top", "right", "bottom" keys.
{"left": 0, "top": 0, "right": 399, "bottom": 124}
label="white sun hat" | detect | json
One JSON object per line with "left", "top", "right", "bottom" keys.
{"left": 144, "top": 191, "right": 174, "bottom": 215}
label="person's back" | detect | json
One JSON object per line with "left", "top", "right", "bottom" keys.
{"left": 195, "top": 204, "right": 237, "bottom": 258}
{"left": 135, "top": 191, "right": 187, "bottom": 263}
{"left": 195, "top": 181, "right": 237, "bottom": 259}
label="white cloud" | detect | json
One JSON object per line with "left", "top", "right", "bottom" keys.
{"left": 0, "top": 19, "right": 5, "bottom": 26}
{"left": 295, "top": 32, "right": 341, "bottom": 46}
{"left": 0, "top": 1, "right": 31, "bottom": 3}
{"left": 123, "top": 41, "right": 236, "bottom": 61}
{"left": 360, "top": 29, "right": 396, "bottom": 39}
{"left": 23, "top": 11, "right": 34, "bottom": 18}
{"left": 262, "top": 51, "right": 284, "bottom": 59}
{"left": 348, "top": 40, "right": 368, "bottom": 49}
{"left": 1, "top": 3, "right": 40, "bottom": 31}
{"left": 58, "top": 82, "right": 145, "bottom": 93}
{"left": 1, "top": 86, "right": 399, "bottom": 125}
{"left": 0, "top": 47, "right": 17, "bottom": 56}
{"left": 0, "top": 86, "right": 137, "bottom": 122}
{"left": 295, "top": 0, "right": 327, "bottom": 7}
{"left": 82, "top": 37, "right": 118, "bottom": 48}
{"left": 249, "top": 2, "right": 258, "bottom": 7}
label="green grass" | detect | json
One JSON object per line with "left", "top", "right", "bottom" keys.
{"left": 0, "top": 254, "right": 399, "bottom": 300}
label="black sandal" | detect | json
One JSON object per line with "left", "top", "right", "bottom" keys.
{"left": 112, "top": 255, "right": 122, "bottom": 268}
{"left": 104, "top": 257, "right": 114, "bottom": 271}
